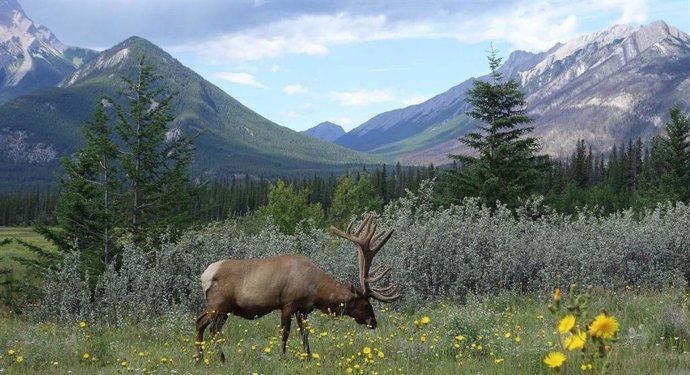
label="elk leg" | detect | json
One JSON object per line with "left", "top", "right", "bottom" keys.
{"left": 209, "top": 312, "right": 228, "bottom": 363}
{"left": 194, "top": 311, "right": 212, "bottom": 360}
{"left": 295, "top": 312, "right": 311, "bottom": 358}
{"left": 280, "top": 310, "right": 293, "bottom": 356}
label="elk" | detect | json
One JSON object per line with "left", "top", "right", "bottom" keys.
{"left": 194, "top": 214, "right": 400, "bottom": 362}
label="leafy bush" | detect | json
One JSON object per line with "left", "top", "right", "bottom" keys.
{"left": 32, "top": 181, "right": 690, "bottom": 321}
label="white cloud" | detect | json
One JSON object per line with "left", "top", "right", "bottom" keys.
{"left": 216, "top": 72, "right": 265, "bottom": 88}
{"left": 283, "top": 84, "right": 309, "bottom": 95}
{"left": 328, "top": 89, "right": 396, "bottom": 107}
{"left": 604, "top": 0, "right": 648, "bottom": 24}
{"left": 171, "top": 0, "right": 655, "bottom": 61}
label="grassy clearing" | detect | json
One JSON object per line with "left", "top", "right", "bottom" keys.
{"left": 0, "top": 226, "right": 56, "bottom": 269}
{"left": 0, "top": 227, "right": 57, "bottom": 311}
{"left": 1, "top": 289, "right": 688, "bottom": 374}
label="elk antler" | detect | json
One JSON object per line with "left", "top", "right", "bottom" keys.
{"left": 331, "top": 214, "right": 400, "bottom": 302}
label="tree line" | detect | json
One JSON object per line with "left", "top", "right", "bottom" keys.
{"left": 0, "top": 164, "right": 435, "bottom": 226}
{"left": 2, "top": 50, "right": 688, "bottom": 285}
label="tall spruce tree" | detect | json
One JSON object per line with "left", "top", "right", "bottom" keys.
{"left": 657, "top": 106, "right": 690, "bottom": 202}
{"left": 115, "top": 57, "right": 197, "bottom": 245}
{"left": 37, "top": 99, "right": 121, "bottom": 276}
{"left": 39, "top": 58, "right": 197, "bottom": 277}
{"left": 443, "top": 47, "right": 547, "bottom": 207}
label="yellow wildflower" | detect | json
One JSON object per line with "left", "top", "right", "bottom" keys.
{"left": 495, "top": 358, "right": 505, "bottom": 364}
{"left": 564, "top": 330, "right": 587, "bottom": 351}
{"left": 455, "top": 335, "right": 465, "bottom": 341}
{"left": 543, "top": 351, "right": 566, "bottom": 368}
{"left": 312, "top": 353, "right": 320, "bottom": 360}
{"left": 363, "top": 346, "right": 372, "bottom": 354}
{"left": 553, "top": 288, "right": 561, "bottom": 302}
{"left": 588, "top": 313, "right": 619, "bottom": 339}
{"left": 558, "top": 314, "right": 576, "bottom": 334}
{"left": 79, "top": 321, "right": 88, "bottom": 328}
{"left": 16, "top": 355, "right": 24, "bottom": 363}
{"left": 420, "top": 316, "right": 431, "bottom": 325}
{"left": 580, "top": 363, "right": 593, "bottom": 371}
{"left": 7, "top": 349, "right": 15, "bottom": 356}
{"left": 83, "top": 353, "right": 90, "bottom": 360}
{"left": 504, "top": 332, "right": 511, "bottom": 338}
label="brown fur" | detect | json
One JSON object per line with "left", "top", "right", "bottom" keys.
{"left": 194, "top": 254, "right": 376, "bottom": 362}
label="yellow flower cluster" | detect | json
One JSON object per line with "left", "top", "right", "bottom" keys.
{"left": 544, "top": 285, "right": 620, "bottom": 373}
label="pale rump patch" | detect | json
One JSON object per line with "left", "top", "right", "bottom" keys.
{"left": 201, "top": 261, "right": 223, "bottom": 298}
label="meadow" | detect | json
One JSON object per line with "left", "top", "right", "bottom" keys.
{"left": 1, "top": 289, "right": 689, "bottom": 374}
{"left": 1, "top": 188, "right": 690, "bottom": 374}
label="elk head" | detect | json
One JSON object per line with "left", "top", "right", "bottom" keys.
{"left": 331, "top": 214, "right": 400, "bottom": 328}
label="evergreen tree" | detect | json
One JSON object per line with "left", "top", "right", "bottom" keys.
{"left": 445, "top": 47, "right": 548, "bottom": 207}
{"left": 38, "top": 58, "right": 198, "bottom": 277}
{"left": 657, "top": 106, "right": 690, "bottom": 202}
{"left": 36, "top": 100, "right": 121, "bottom": 276}
{"left": 115, "top": 57, "right": 197, "bottom": 244}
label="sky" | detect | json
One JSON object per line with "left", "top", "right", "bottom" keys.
{"left": 19, "top": 0, "right": 690, "bottom": 132}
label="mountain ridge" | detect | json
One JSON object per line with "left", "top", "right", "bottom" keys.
{"left": 0, "top": 34, "right": 383, "bottom": 189}
{"left": 0, "top": 0, "right": 95, "bottom": 103}
{"left": 336, "top": 20, "right": 690, "bottom": 164}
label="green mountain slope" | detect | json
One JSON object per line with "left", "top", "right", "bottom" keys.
{"left": 0, "top": 37, "right": 383, "bottom": 189}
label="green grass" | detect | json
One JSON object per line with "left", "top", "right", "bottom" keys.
{"left": 0, "top": 226, "right": 56, "bottom": 272}
{"left": 0, "top": 227, "right": 57, "bottom": 311}
{"left": 1, "top": 289, "right": 688, "bottom": 374}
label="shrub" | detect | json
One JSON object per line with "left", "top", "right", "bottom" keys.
{"left": 32, "top": 182, "right": 690, "bottom": 321}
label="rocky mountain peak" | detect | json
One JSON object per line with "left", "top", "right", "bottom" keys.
{"left": 0, "top": 0, "right": 96, "bottom": 104}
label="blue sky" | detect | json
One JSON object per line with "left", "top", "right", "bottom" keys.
{"left": 20, "top": 0, "right": 690, "bottom": 132}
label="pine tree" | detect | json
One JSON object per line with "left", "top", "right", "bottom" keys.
{"left": 657, "top": 106, "right": 690, "bottom": 202}
{"left": 115, "top": 57, "right": 197, "bottom": 244}
{"left": 445, "top": 47, "right": 548, "bottom": 207}
{"left": 36, "top": 99, "right": 121, "bottom": 276}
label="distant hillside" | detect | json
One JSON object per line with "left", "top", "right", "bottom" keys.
{"left": 336, "top": 21, "right": 690, "bottom": 165}
{"left": 0, "top": 36, "right": 383, "bottom": 190}
{"left": 302, "top": 121, "right": 346, "bottom": 142}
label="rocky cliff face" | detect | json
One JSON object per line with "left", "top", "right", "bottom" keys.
{"left": 337, "top": 21, "right": 690, "bottom": 164}
{"left": 0, "top": 0, "right": 94, "bottom": 103}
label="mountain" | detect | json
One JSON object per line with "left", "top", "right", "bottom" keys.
{"left": 336, "top": 21, "right": 690, "bottom": 164}
{"left": 0, "top": 36, "right": 382, "bottom": 189}
{"left": 302, "top": 121, "right": 346, "bottom": 142}
{"left": 0, "top": 0, "right": 95, "bottom": 104}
